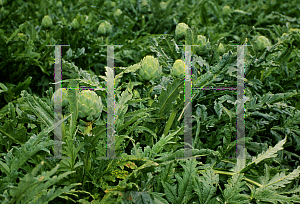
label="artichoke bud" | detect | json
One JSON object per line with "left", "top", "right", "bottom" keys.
{"left": 97, "top": 21, "right": 112, "bottom": 36}
{"left": 140, "top": 1, "right": 149, "bottom": 13}
{"left": 51, "top": 88, "right": 69, "bottom": 107}
{"left": 256, "top": 36, "right": 271, "bottom": 51}
{"left": 175, "top": 23, "right": 189, "bottom": 39}
{"left": 56, "top": 1, "right": 62, "bottom": 7}
{"left": 138, "top": 55, "right": 162, "bottom": 81}
{"left": 196, "top": 35, "right": 210, "bottom": 55}
{"left": 42, "top": 15, "right": 53, "bottom": 28}
{"left": 78, "top": 90, "right": 103, "bottom": 121}
{"left": 110, "top": 2, "right": 116, "bottom": 7}
{"left": 222, "top": 5, "right": 231, "bottom": 16}
{"left": 71, "top": 18, "right": 80, "bottom": 29}
{"left": 160, "top": 2, "right": 167, "bottom": 11}
{"left": 114, "top": 9, "right": 122, "bottom": 18}
{"left": 171, "top": 59, "right": 185, "bottom": 78}
{"left": 217, "top": 43, "right": 225, "bottom": 55}
{"left": 17, "top": 33, "right": 26, "bottom": 41}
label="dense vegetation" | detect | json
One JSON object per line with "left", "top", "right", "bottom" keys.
{"left": 0, "top": 0, "right": 300, "bottom": 203}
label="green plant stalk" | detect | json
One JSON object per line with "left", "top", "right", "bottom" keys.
{"left": 105, "top": 36, "right": 109, "bottom": 45}
{"left": 163, "top": 109, "right": 177, "bottom": 136}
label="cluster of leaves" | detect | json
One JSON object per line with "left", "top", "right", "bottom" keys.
{"left": 1, "top": 0, "right": 300, "bottom": 203}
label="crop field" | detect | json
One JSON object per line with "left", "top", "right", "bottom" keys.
{"left": 0, "top": 0, "right": 300, "bottom": 203}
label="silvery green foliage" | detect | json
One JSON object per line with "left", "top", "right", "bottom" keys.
{"left": 256, "top": 36, "right": 271, "bottom": 51}
{"left": 175, "top": 23, "right": 189, "bottom": 39}
{"left": 78, "top": 90, "right": 103, "bottom": 121}
{"left": 42, "top": 15, "right": 52, "bottom": 28}
{"left": 171, "top": 59, "right": 185, "bottom": 78}
{"left": 51, "top": 88, "right": 68, "bottom": 107}
{"left": 196, "top": 35, "right": 210, "bottom": 55}
{"left": 97, "top": 20, "right": 112, "bottom": 36}
{"left": 138, "top": 55, "right": 162, "bottom": 81}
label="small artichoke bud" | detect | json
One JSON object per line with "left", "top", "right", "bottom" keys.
{"left": 171, "top": 59, "right": 185, "bottom": 79}
{"left": 113, "top": 9, "right": 122, "bottom": 18}
{"left": 56, "top": 1, "right": 62, "bottom": 7}
{"left": 71, "top": 18, "right": 79, "bottom": 29}
{"left": 17, "top": 33, "right": 26, "bottom": 41}
{"left": 42, "top": 15, "right": 53, "bottom": 28}
{"left": 97, "top": 20, "right": 112, "bottom": 36}
{"left": 222, "top": 5, "right": 231, "bottom": 16}
{"left": 196, "top": 35, "right": 210, "bottom": 55}
{"left": 256, "top": 36, "right": 271, "bottom": 51}
{"left": 140, "top": 1, "right": 149, "bottom": 13}
{"left": 175, "top": 23, "right": 189, "bottom": 39}
{"left": 138, "top": 55, "right": 162, "bottom": 81}
{"left": 51, "top": 88, "right": 69, "bottom": 107}
{"left": 111, "top": 2, "right": 116, "bottom": 7}
{"left": 78, "top": 90, "right": 103, "bottom": 121}
{"left": 217, "top": 43, "right": 225, "bottom": 55}
{"left": 160, "top": 2, "right": 167, "bottom": 11}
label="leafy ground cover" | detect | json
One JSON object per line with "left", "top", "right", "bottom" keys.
{"left": 1, "top": 0, "right": 300, "bottom": 203}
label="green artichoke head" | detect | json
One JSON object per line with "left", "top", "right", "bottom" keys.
{"left": 17, "top": 33, "right": 26, "bottom": 41}
{"left": 114, "top": 9, "right": 122, "bottom": 18}
{"left": 140, "top": 1, "right": 149, "bottom": 13}
{"left": 196, "top": 35, "right": 210, "bottom": 55}
{"left": 97, "top": 21, "right": 112, "bottom": 36}
{"left": 138, "top": 55, "right": 162, "bottom": 81}
{"left": 56, "top": 1, "right": 62, "bottom": 7}
{"left": 51, "top": 88, "right": 69, "bottom": 107}
{"left": 78, "top": 90, "right": 103, "bottom": 121}
{"left": 160, "top": 2, "right": 167, "bottom": 11}
{"left": 171, "top": 59, "right": 185, "bottom": 78}
{"left": 175, "top": 23, "right": 189, "bottom": 39}
{"left": 42, "top": 15, "right": 53, "bottom": 28}
{"left": 256, "top": 36, "right": 271, "bottom": 51}
{"left": 217, "top": 43, "right": 225, "bottom": 55}
{"left": 222, "top": 5, "right": 231, "bottom": 16}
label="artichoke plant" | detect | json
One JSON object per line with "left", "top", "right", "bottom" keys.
{"left": 175, "top": 23, "right": 189, "bottom": 39}
{"left": 138, "top": 55, "right": 162, "bottom": 81}
{"left": 77, "top": 90, "right": 103, "bottom": 122}
{"left": 51, "top": 88, "right": 69, "bottom": 107}
{"left": 171, "top": 59, "right": 185, "bottom": 79}
{"left": 42, "top": 15, "right": 53, "bottom": 28}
